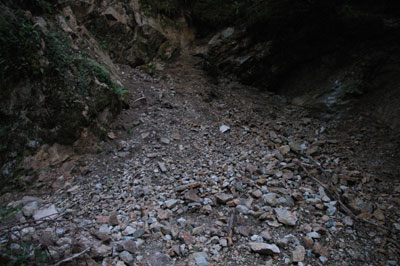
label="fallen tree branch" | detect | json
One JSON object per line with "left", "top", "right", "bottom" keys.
{"left": 132, "top": 96, "right": 146, "bottom": 103}
{"left": 299, "top": 162, "right": 392, "bottom": 233}
{"left": 227, "top": 209, "right": 235, "bottom": 246}
{"left": 53, "top": 246, "right": 91, "bottom": 266}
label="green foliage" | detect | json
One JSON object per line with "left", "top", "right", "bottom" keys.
{"left": 3, "top": 243, "right": 50, "bottom": 266}
{"left": 0, "top": 207, "right": 21, "bottom": 221}
{"left": 74, "top": 58, "right": 127, "bottom": 96}
{"left": 0, "top": 9, "right": 42, "bottom": 86}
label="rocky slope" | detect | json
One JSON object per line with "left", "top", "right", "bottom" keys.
{"left": 0, "top": 0, "right": 400, "bottom": 265}
{"left": 1, "top": 56, "right": 399, "bottom": 266}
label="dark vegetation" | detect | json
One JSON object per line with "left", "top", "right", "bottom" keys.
{"left": 0, "top": 1, "right": 123, "bottom": 188}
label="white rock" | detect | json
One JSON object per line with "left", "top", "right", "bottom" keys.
{"left": 22, "top": 201, "right": 39, "bottom": 217}
{"left": 219, "top": 125, "right": 230, "bottom": 133}
{"left": 249, "top": 242, "right": 280, "bottom": 254}
{"left": 33, "top": 204, "right": 58, "bottom": 220}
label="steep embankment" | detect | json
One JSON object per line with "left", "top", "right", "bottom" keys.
{"left": 0, "top": 0, "right": 188, "bottom": 189}
{"left": 0, "top": 1, "right": 399, "bottom": 265}
{"left": 1, "top": 55, "right": 399, "bottom": 266}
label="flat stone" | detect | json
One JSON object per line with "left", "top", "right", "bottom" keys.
{"left": 122, "top": 226, "right": 136, "bottom": 236}
{"left": 276, "top": 237, "right": 289, "bottom": 247}
{"left": 292, "top": 245, "right": 306, "bottom": 262}
{"left": 279, "top": 145, "right": 291, "bottom": 155}
{"left": 146, "top": 252, "right": 172, "bottom": 266}
{"left": 236, "top": 205, "right": 249, "bottom": 214}
{"left": 275, "top": 208, "right": 297, "bottom": 226}
{"left": 165, "top": 199, "right": 179, "bottom": 209}
{"left": 92, "top": 244, "right": 112, "bottom": 258}
{"left": 313, "top": 242, "right": 329, "bottom": 257}
{"left": 120, "top": 251, "right": 134, "bottom": 264}
{"left": 219, "top": 125, "right": 230, "bottom": 133}
{"left": 251, "top": 190, "right": 263, "bottom": 198}
{"left": 263, "top": 193, "right": 278, "bottom": 206}
{"left": 96, "top": 215, "right": 110, "bottom": 224}
{"left": 132, "top": 228, "right": 145, "bottom": 238}
{"left": 184, "top": 190, "right": 202, "bottom": 202}
{"left": 158, "top": 209, "right": 171, "bottom": 220}
{"left": 261, "top": 230, "right": 272, "bottom": 241}
{"left": 307, "top": 232, "right": 321, "bottom": 239}
{"left": 158, "top": 162, "right": 168, "bottom": 172}
{"left": 249, "top": 242, "right": 280, "bottom": 255}
{"left": 160, "top": 137, "right": 170, "bottom": 145}
{"left": 9, "top": 196, "right": 43, "bottom": 208}
{"left": 120, "top": 240, "right": 137, "bottom": 253}
{"left": 193, "top": 252, "right": 209, "bottom": 266}
{"left": 236, "top": 226, "right": 252, "bottom": 237}
{"left": 33, "top": 204, "right": 58, "bottom": 220}
{"left": 215, "top": 193, "right": 234, "bottom": 204}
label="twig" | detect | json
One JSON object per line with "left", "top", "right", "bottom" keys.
{"left": 291, "top": 149, "right": 329, "bottom": 181}
{"left": 299, "top": 163, "right": 392, "bottom": 232}
{"left": 53, "top": 246, "right": 91, "bottom": 266}
{"left": 0, "top": 211, "right": 66, "bottom": 234}
{"left": 227, "top": 209, "right": 235, "bottom": 246}
{"left": 132, "top": 96, "right": 146, "bottom": 103}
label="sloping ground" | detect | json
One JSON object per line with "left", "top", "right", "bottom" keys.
{"left": 1, "top": 56, "right": 399, "bottom": 265}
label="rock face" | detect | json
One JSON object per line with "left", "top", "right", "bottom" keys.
{"left": 0, "top": 0, "right": 193, "bottom": 186}
{"left": 0, "top": 1, "right": 126, "bottom": 185}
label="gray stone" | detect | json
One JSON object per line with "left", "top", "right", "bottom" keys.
{"left": 292, "top": 245, "right": 305, "bottom": 262}
{"left": 307, "top": 232, "right": 321, "bottom": 239}
{"left": 326, "top": 206, "right": 337, "bottom": 216}
{"left": 236, "top": 205, "right": 249, "bottom": 214}
{"left": 261, "top": 230, "right": 272, "bottom": 241}
{"left": 146, "top": 252, "right": 172, "bottom": 266}
{"left": 92, "top": 244, "right": 112, "bottom": 258}
{"left": 219, "top": 125, "right": 230, "bottom": 133}
{"left": 275, "top": 208, "right": 297, "bottom": 226}
{"left": 343, "top": 216, "right": 354, "bottom": 226}
{"left": 122, "top": 226, "right": 136, "bottom": 236}
{"left": 165, "top": 199, "right": 179, "bottom": 209}
{"left": 193, "top": 252, "right": 209, "bottom": 266}
{"left": 22, "top": 201, "right": 39, "bottom": 217}
{"left": 160, "top": 137, "right": 170, "bottom": 145}
{"left": 319, "top": 256, "right": 328, "bottom": 263}
{"left": 263, "top": 193, "right": 278, "bottom": 206}
{"left": 215, "top": 193, "right": 234, "bottom": 204}
{"left": 249, "top": 242, "right": 280, "bottom": 254}
{"left": 119, "top": 251, "right": 134, "bottom": 264}
{"left": 158, "top": 162, "right": 168, "bottom": 172}
{"left": 132, "top": 228, "right": 145, "bottom": 239}
{"left": 276, "top": 237, "right": 289, "bottom": 247}
{"left": 8, "top": 196, "right": 43, "bottom": 208}
{"left": 251, "top": 190, "right": 263, "bottom": 198}
{"left": 33, "top": 204, "right": 58, "bottom": 220}
{"left": 119, "top": 240, "right": 137, "bottom": 253}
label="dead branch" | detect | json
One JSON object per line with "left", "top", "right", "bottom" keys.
{"left": 299, "top": 162, "right": 392, "bottom": 233}
{"left": 53, "top": 246, "right": 91, "bottom": 266}
{"left": 227, "top": 209, "right": 235, "bottom": 246}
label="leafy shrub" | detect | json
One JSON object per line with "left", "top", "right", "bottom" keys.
{"left": 0, "top": 8, "right": 42, "bottom": 88}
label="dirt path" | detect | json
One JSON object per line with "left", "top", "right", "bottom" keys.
{"left": 1, "top": 56, "right": 399, "bottom": 265}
